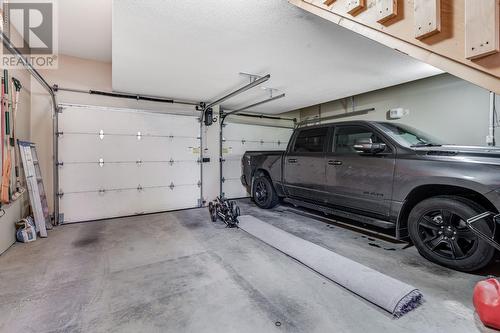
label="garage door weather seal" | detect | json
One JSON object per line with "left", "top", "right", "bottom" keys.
{"left": 238, "top": 215, "right": 423, "bottom": 318}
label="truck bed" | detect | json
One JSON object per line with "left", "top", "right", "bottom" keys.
{"left": 242, "top": 150, "right": 285, "bottom": 190}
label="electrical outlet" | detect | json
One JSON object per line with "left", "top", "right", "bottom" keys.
{"left": 389, "top": 108, "right": 409, "bottom": 119}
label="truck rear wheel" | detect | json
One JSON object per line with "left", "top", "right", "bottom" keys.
{"left": 252, "top": 175, "right": 279, "bottom": 209}
{"left": 408, "top": 196, "right": 495, "bottom": 272}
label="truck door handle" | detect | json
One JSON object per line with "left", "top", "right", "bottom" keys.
{"left": 288, "top": 159, "right": 298, "bottom": 164}
{"left": 328, "top": 160, "right": 342, "bottom": 166}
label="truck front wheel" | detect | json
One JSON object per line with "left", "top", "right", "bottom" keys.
{"left": 252, "top": 175, "right": 279, "bottom": 209}
{"left": 408, "top": 196, "right": 495, "bottom": 272}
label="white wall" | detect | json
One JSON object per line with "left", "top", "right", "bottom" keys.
{"left": 285, "top": 74, "right": 500, "bottom": 146}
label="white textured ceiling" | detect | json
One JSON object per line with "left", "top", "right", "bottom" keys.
{"left": 113, "top": 0, "right": 442, "bottom": 114}
{"left": 57, "top": 0, "right": 112, "bottom": 62}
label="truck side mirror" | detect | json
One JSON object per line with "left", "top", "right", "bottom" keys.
{"left": 353, "top": 138, "right": 386, "bottom": 154}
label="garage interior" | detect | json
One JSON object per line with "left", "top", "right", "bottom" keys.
{"left": 1, "top": 0, "right": 500, "bottom": 332}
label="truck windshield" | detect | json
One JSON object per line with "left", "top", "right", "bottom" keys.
{"left": 376, "top": 123, "right": 444, "bottom": 148}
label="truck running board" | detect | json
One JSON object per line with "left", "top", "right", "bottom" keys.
{"left": 283, "top": 198, "right": 395, "bottom": 229}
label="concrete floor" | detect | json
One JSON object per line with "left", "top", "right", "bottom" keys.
{"left": 0, "top": 199, "right": 498, "bottom": 333}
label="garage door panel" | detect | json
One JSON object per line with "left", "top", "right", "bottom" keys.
{"left": 222, "top": 159, "right": 243, "bottom": 179}
{"left": 60, "top": 185, "right": 199, "bottom": 223}
{"left": 138, "top": 186, "right": 199, "bottom": 212}
{"left": 137, "top": 163, "right": 200, "bottom": 186}
{"left": 222, "top": 123, "right": 293, "bottom": 199}
{"left": 59, "top": 135, "right": 200, "bottom": 162}
{"left": 222, "top": 179, "right": 249, "bottom": 199}
{"left": 59, "top": 162, "right": 200, "bottom": 193}
{"left": 58, "top": 105, "right": 201, "bottom": 223}
{"left": 224, "top": 142, "right": 287, "bottom": 157}
{"left": 60, "top": 191, "right": 148, "bottom": 223}
{"left": 224, "top": 124, "right": 291, "bottom": 141}
{"left": 60, "top": 107, "right": 200, "bottom": 138}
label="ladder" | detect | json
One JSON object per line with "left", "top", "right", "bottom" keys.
{"left": 18, "top": 141, "right": 50, "bottom": 237}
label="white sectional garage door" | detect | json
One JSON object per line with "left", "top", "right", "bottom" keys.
{"left": 58, "top": 104, "right": 201, "bottom": 223}
{"left": 222, "top": 122, "right": 293, "bottom": 199}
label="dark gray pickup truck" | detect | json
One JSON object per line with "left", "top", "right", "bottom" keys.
{"left": 241, "top": 120, "right": 500, "bottom": 271}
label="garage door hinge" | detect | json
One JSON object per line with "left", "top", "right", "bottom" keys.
{"left": 169, "top": 182, "right": 175, "bottom": 190}
{"left": 56, "top": 131, "right": 64, "bottom": 137}
{"left": 221, "top": 177, "right": 226, "bottom": 183}
{"left": 57, "top": 106, "right": 64, "bottom": 114}
{"left": 56, "top": 161, "right": 64, "bottom": 167}
{"left": 57, "top": 190, "right": 64, "bottom": 198}
{"left": 197, "top": 181, "right": 202, "bottom": 188}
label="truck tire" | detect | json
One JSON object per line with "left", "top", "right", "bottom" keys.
{"left": 252, "top": 175, "right": 279, "bottom": 209}
{"left": 408, "top": 196, "right": 495, "bottom": 272}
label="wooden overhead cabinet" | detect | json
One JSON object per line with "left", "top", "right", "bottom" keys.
{"left": 465, "top": 0, "right": 500, "bottom": 59}
{"left": 346, "top": 0, "right": 365, "bottom": 15}
{"left": 376, "top": 0, "right": 398, "bottom": 24}
{"left": 289, "top": 0, "right": 500, "bottom": 94}
{"left": 414, "top": 0, "right": 441, "bottom": 39}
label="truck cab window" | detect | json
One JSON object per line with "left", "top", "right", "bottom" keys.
{"left": 293, "top": 128, "right": 328, "bottom": 153}
{"left": 334, "top": 126, "right": 384, "bottom": 153}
